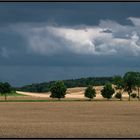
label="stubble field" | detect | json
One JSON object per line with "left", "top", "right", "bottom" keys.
{"left": 0, "top": 101, "right": 140, "bottom": 138}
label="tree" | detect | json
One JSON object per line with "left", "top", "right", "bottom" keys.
{"left": 123, "top": 72, "right": 137, "bottom": 101}
{"left": 18, "top": 77, "right": 113, "bottom": 93}
{"left": 113, "top": 75, "right": 124, "bottom": 100}
{"left": 0, "top": 82, "right": 12, "bottom": 101}
{"left": 50, "top": 81, "right": 67, "bottom": 100}
{"left": 135, "top": 72, "right": 140, "bottom": 101}
{"left": 84, "top": 85, "right": 96, "bottom": 101}
{"left": 101, "top": 83, "right": 115, "bottom": 100}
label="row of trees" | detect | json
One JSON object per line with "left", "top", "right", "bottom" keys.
{"left": 49, "top": 81, "right": 115, "bottom": 101}
{"left": 49, "top": 71, "right": 140, "bottom": 101}
{"left": 0, "top": 71, "right": 140, "bottom": 101}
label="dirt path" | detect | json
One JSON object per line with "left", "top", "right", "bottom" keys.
{"left": 16, "top": 91, "right": 50, "bottom": 98}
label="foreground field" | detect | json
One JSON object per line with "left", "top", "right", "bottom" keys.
{"left": 0, "top": 102, "right": 140, "bottom": 138}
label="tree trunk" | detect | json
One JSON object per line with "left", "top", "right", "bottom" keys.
{"left": 120, "top": 89, "right": 123, "bottom": 101}
{"left": 128, "top": 92, "right": 131, "bottom": 101}
{"left": 120, "top": 93, "right": 122, "bottom": 101}
{"left": 138, "top": 87, "right": 140, "bottom": 101}
{"left": 4, "top": 94, "right": 7, "bottom": 101}
{"left": 58, "top": 98, "right": 61, "bottom": 101}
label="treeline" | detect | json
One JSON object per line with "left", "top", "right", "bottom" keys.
{"left": 49, "top": 71, "right": 140, "bottom": 101}
{"left": 17, "top": 77, "right": 113, "bottom": 92}
{"left": 0, "top": 71, "right": 140, "bottom": 101}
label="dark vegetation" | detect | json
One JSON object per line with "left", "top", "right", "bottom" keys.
{"left": 17, "top": 77, "right": 113, "bottom": 93}
{"left": 50, "top": 81, "right": 67, "bottom": 100}
{"left": 115, "top": 92, "right": 122, "bottom": 100}
{"left": 101, "top": 83, "right": 115, "bottom": 100}
{"left": 0, "top": 82, "right": 13, "bottom": 100}
{"left": 1, "top": 71, "right": 140, "bottom": 101}
{"left": 84, "top": 85, "right": 96, "bottom": 101}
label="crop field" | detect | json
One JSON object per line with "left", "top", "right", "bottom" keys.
{"left": 0, "top": 101, "right": 140, "bottom": 138}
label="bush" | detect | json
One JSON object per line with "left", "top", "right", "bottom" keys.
{"left": 115, "top": 92, "right": 122, "bottom": 100}
{"left": 131, "top": 93, "right": 137, "bottom": 98}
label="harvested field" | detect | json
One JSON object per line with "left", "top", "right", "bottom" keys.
{"left": 16, "top": 86, "right": 131, "bottom": 100}
{"left": 0, "top": 101, "right": 140, "bottom": 138}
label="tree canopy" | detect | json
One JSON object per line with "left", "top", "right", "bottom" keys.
{"left": 123, "top": 72, "right": 138, "bottom": 101}
{"left": 18, "top": 77, "right": 113, "bottom": 93}
{"left": 50, "top": 81, "right": 67, "bottom": 100}
{"left": 84, "top": 85, "right": 96, "bottom": 100}
{"left": 0, "top": 82, "right": 12, "bottom": 100}
{"left": 101, "top": 83, "right": 115, "bottom": 100}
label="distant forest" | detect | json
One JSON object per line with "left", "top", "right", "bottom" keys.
{"left": 17, "top": 77, "right": 113, "bottom": 93}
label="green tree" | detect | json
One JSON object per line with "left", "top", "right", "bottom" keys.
{"left": 0, "top": 82, "right": 12, "bottom": 101}
{"left": 84, "top": 85, "right": 96, "bottom": 101}
{"left": 50, "top": 81, "right": 67, "bottom": 100}
{"left": 135, "top": 72, "right": 140, "bottom": 101}
{"left": 113, "top": 75, "right": 124, "bottom": 100}
{"left": 101, "top": 83, "right": 115, "bottom": 100}
{"left": 123, "top": 72, "right": 137, "bottom": 101}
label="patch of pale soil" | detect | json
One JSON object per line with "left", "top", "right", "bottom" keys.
{"left": 17, "top": 86, "right": 130, "bottom": 100}
{"left": 16, "top": 91, "right": 50, "bottom": 98}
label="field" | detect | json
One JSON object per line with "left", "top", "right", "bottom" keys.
{"left": 15, "top": 86, "right": 133, "bottom": 101}
{"left": 0, "top": 87, "right": 139, "bottom": 138}
{"left": 0, "top": 101, "right": 140, "bottom": 138}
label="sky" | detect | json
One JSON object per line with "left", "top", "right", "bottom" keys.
{"left": 1, "top": 2, "right": 140, "bottom": 87}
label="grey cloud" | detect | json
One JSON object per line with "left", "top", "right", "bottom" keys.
{"left": 11, "top": 17, "right": 140, "bottom": 57}
{"left": 128, "top": 17, "right": 140, "bottom": 26}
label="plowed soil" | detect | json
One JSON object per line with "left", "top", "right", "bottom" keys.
{"left": 0, "top": 101, "right": 140, "bottom": 138}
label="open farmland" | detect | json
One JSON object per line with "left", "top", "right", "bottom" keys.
{"left": 0, "top": 101, "right": 140, "bottom": 138}
{"left": 16, "top": 86, "right": 131, "bottom": 101}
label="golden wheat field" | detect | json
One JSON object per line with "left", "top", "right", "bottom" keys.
{"left": 0, "top": 101, "right": 140, "bottom": 138}
{"left": 16, "top": 86, "right": 133, "bottom": 101}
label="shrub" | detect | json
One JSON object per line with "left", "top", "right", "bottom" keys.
{"left": 115, "top": 92, "right": 122, "bottom": 100}
{"left": 131, "top": 93, "right": 137, "bottom": 98}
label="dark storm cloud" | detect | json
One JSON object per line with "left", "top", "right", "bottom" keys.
{"left": 0, "top": 2, "right": 140, "bottom": 25}
{"left": 0, "top": 2, "right": 140, "bottom": 86}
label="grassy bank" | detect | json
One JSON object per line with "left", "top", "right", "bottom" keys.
{"left": 0, "top": 91, "right": 26, "bottom": 97}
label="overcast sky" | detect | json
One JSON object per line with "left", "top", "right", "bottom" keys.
{"left": 1, "top": 2, "right": 140, "bottom": 86}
